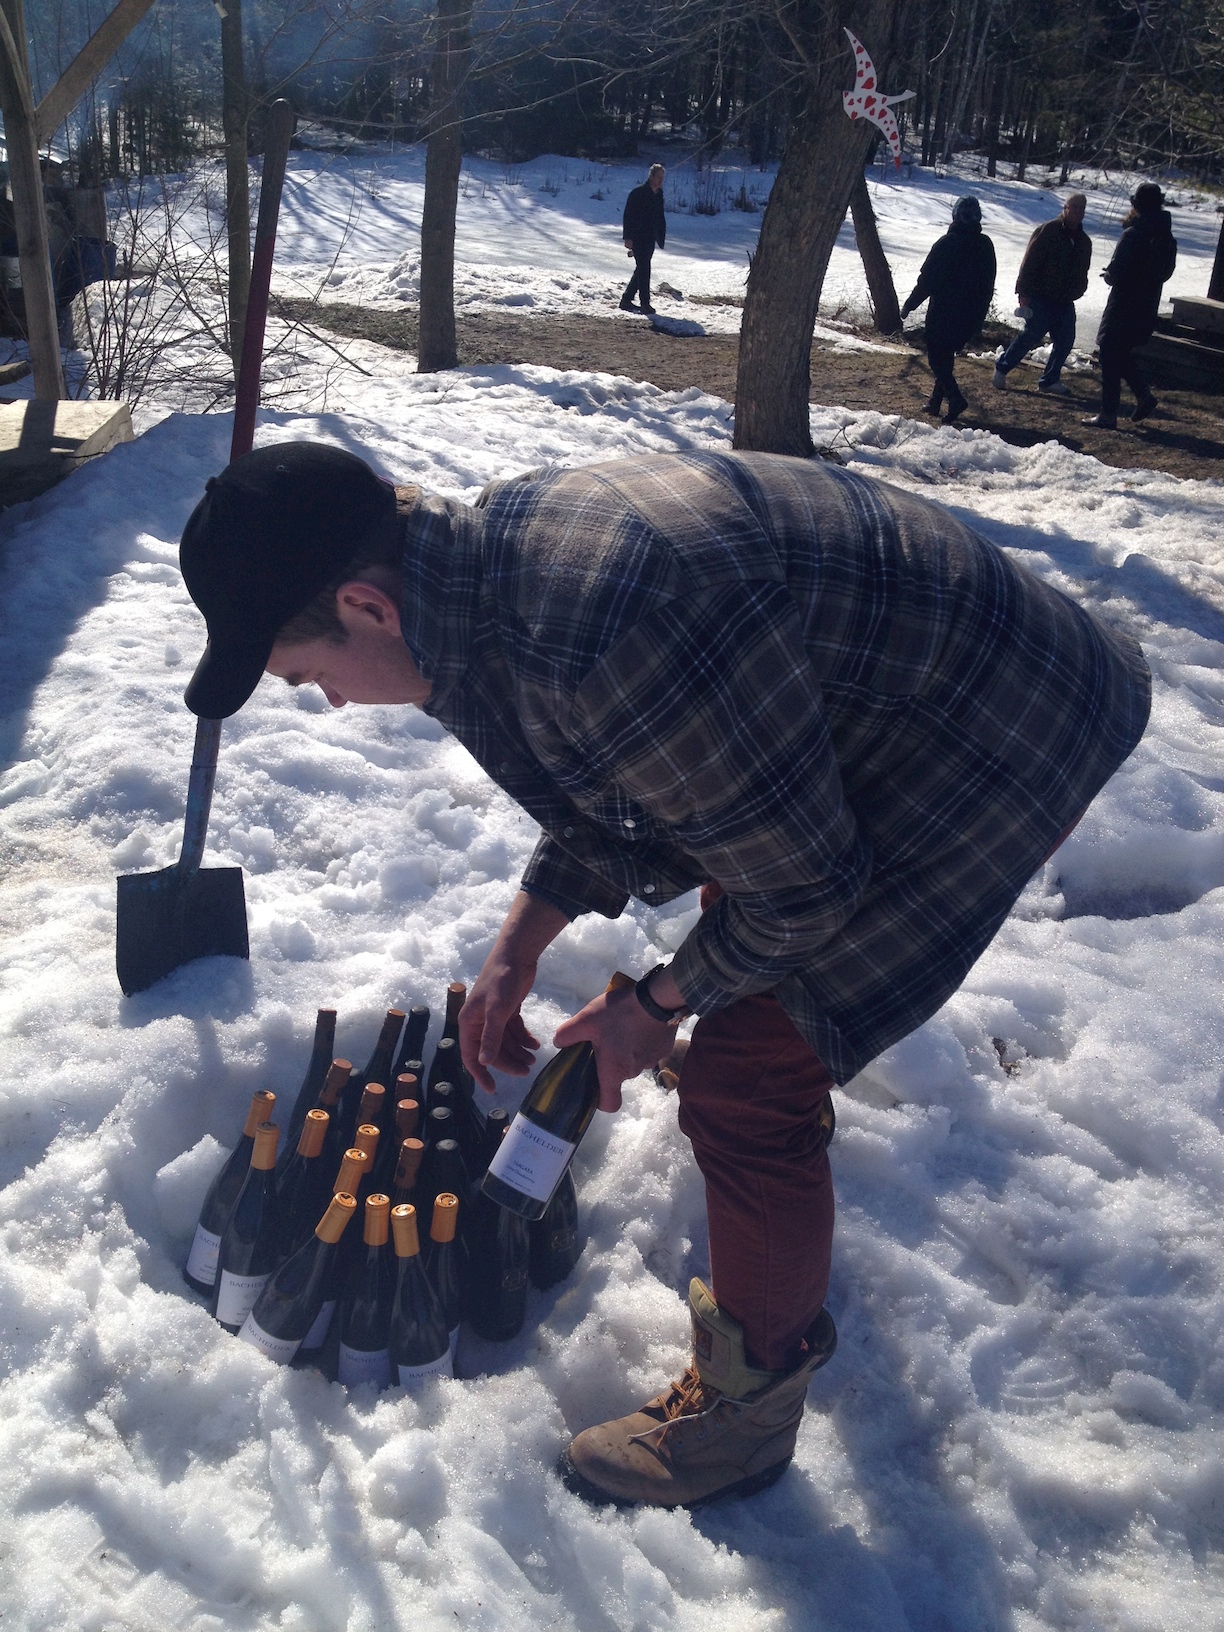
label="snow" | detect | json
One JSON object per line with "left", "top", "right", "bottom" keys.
{"left": 2, "top": 143, "right": 1224, "bottom": 1630}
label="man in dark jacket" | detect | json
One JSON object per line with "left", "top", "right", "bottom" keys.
{"left": 901, "top": 195, "right": 997, "bottom": 423}
{"left": 993, "top": 194, "right": 1091, "bottom": 396}
{"left": 620, "top": 164, "right": 666, "bottom": 315}
{"left": 179, "top": 440, "right": 1149, "bottom": 1511}
{"left": 1084, "top": 183, "right": 1178, "bottom": 430}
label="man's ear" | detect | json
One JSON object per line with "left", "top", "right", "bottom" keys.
{"left": 334, "top": 579, "right": 402, "bottom": 637}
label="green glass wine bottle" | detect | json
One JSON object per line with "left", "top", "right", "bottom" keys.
{"left": 390, "top": 1204, "right": 452, "bottom": 1384}
{"left": 279, "top": 1008, "right": 337, "bottom": 1172}
{"left": 337, "top": 1195, "right": 395, "bottom": 1389}
{"left": 212, "top": 1122, "right": 282, "bottom": 1332}
{"left": 425, "top": 1192, "right": 462, "bottom": 1354}
{"left": 184, "top": 1088, "right": 276, "bottom": 1296}
{"left": 239, "top": 1192, "right": 357, "bottom": 1363}
{"left": 274, "top": 1108, "right": 333, "bottom": 1259}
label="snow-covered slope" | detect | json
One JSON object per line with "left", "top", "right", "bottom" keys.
{"left": 2, "top": 367, "right": 1224, "bottom": 1629}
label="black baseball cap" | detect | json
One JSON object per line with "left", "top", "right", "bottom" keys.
{"left": 180, "top": 441, "right": 398, "bottom": 719}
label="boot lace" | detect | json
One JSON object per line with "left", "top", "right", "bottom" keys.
{"left": 657, "top": 1365, "right": 721, "bottom": 1421}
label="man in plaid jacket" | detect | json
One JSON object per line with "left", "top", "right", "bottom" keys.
{"left": 181, "top": 441, "right": 1150, "bottom": 1509}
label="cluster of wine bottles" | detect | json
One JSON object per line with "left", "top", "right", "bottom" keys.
{"left": 184, "top": 984, "right": 586, "bottom": 1387}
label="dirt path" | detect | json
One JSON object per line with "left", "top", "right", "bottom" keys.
{"left": 278, "top": 299, "right": 1224, "bottom": 483}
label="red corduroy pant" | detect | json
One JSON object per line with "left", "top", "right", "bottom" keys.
{"left": 676, "top": 991, "right": 835, "bottom": 1373}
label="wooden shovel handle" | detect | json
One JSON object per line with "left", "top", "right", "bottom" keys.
{"left": 230, "top": 98, "right": 295, "bottom": 464}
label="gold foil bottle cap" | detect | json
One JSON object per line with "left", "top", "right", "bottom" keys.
{"left": 391, "top": 1203, "right": 421, "bottom": 1257}
{"left": 318, "top": 1060, "right": 352, "bottom": 1109}
{"left": 242, "top": 1090, "right": 277, "bottom": 1137}
{"left": 364, "top": 1193, "right": 391, "bottom": 1246}
{"left": 354, "top": 1123, "right": 380, "bottom": 1162}
{"left": 316, "top": 1192, "right": 357, "bottom": 1242}
{"left": 333, "top": 1148, "right": 370, "bottom": 1195}
{"left": 251, "top": 1123, "right": 279, "bottom": 1170}
{"left": 297, "top": 1108, "right": 329, "bottom": 1157}
{"left": 430, "top": 1192, "right": 459, "bottom": 1244}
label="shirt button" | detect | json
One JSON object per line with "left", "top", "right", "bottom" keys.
{"left": 562, "top": 825, "right": 575, "bottom": 838}
{"left": 623, "top": 818, "right": 636, "bottom": 829}
{"left": 644, "top": 883, "right": 656, "bottom": 894}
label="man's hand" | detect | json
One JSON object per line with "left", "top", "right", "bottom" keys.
{"left": 460, "top": 891, "right": 570, "bottom": 1091}
{"left": 553, "top": 984, "right": 680, "bottom": 1113}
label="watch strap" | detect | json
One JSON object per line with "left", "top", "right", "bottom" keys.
{"left": 635, "top": 963, "right": 686, "bottom": 1025}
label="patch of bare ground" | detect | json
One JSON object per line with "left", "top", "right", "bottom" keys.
{"left": 276, "top": 298, "right": 1223, "bottom": 483}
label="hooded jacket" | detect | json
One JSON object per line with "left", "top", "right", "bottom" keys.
{"left": 904, "top": 219, "right": 997, "bottom": 348}
{"left": 1096, "top": 210, "right": 1177, "bottom": 348}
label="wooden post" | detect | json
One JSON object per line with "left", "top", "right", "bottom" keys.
{"left": 221, "top": 0, "right": 251, "bottom": 377}
{"left": 0, "top": 0, "right": 65, "bottom": 399}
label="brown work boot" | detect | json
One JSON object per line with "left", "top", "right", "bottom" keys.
{"left": 560, "top": 1279, "right": 836, "bottom": 1509}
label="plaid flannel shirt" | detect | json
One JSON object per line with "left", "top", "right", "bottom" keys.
{"left": 397, "top": 451, "right": 1149, "bottom": 1084}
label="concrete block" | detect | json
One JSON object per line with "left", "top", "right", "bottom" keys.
{"left": 1170, "top": 294, "right": 1224, "bottom": 337}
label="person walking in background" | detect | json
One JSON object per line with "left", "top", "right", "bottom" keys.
{"left": 900, "top": 196, "right": 996, "bottom": 423}
{"left": 992, "top": 194, "right": 1091, "bottom": 397}
{"left": 1083, "top": 183, "right": 1178, "bottom": 430}
{"left": 620, "top": 164, "right": 666, "bottom": 315}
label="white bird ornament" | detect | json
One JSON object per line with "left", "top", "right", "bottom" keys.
{"left": 842, "top": 30, "right": 915, "bottom": 168}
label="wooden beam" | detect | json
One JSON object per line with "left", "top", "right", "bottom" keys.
{"left": 0, "top": 0, "right": 64, "bottom": 399}
{"left": 34, "top": 0, "right": 158, "bottom": 146}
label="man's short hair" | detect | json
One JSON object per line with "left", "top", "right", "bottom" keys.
{"left": 648, "top": 164, "right": 665, "bottom": 179}
{"left": 274, "top": 522, "right": 407, "bottom": 646}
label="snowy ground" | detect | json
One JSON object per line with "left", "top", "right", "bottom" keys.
{"left": 3, "top": 365, "right": 1224, "bottom": 1630}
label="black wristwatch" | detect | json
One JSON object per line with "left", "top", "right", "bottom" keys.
{"left": 635, "top": 963, "right": 688, "bottom": 1025}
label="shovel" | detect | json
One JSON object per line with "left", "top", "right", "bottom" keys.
{"left": 116, "top": 99, "right": 295, "bottom": 997}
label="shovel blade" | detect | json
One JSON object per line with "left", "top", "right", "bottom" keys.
{"left": 116, "top": 865, "right": 249, "bottom": 996}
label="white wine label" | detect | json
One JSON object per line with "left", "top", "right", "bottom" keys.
{"left": 238, "top": 1315, "right": 300, "bottom": 1364}
{"left": 337, "top": 1344, "right": 392, "bottom": 1390}
{"left": 300, "top": 1300, "right": 334, "bottom": 1350}
{"left": 488, "top": 1115, "right": 575, "bottom": 1204}
{"left": 215, "top": 1269, "right": 270, "bottom": 1327}
{"left": 397, "top": 1350, "right": 453, "bottom": 1386}
{"left": 185, "top": 1224, "right": 222, "bottom": 1286}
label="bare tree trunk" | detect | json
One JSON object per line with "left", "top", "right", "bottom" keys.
{"left": 734, "top": 0, "right": 902, "bottom": 455}
{"left": 221, "top": 0, "right": 251, "bottom": 379}
{"left": 1209, "top": 217, "right": 1224, "bottom": 302}
{"left": 0, "top": 0, "right": 64, "bottom": 399}
{"left": 418, "top": 0, "right": 472, "bottom": 374}
{"left": 849, "top": 173, "right": 901, "bottom": 333}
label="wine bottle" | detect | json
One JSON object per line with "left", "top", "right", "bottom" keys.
{"left": 443, "top": 982, "right": 466, "bottom": 1041}
{"left": 372, "top": 1085, "right": 419, "bottom": 1193}
{"left": 481, "top": 972, "right": 632, "bottom": 1221}
{"left": 353, "top": 1123, "right": 380, "bottom": 1165}
{"left": 426, "top": 1193, "right": 462, "bottom": 1354}
{"left": 339, "top": 1009, "right": 405, "bottom": 1147}
{"left": 428, "top": 1071, "right": 484, "bottom": 1168}
{"left": 212, "top": 1123, "right": 282, "bottom": 1332}
{"left": 314, "top": 1059, "right": 351, "bottom": 1179}
{"left": 465, "top": 1152, "right": 529, "bottom": 1343}
{"left": 337, "top": 1195, "right": 395, "bottom": 1389}
{"left": 427, "top": 1038, "right": 468, "bottom": 1101}
{"left": 390, "top": 1138, "right": 426, "bottom": 1208}
{"left": 299, "top": 1150, "right": 368, "bottom": 1352}
{"left": 390, "top": 1006, "right": 430, "bottom": 1084}
{"left": 416, "top": 1133, "right": 468, "bottom": 1227}
{"left": 389, "top": 1204, "right": 451, "bottom": 1384}
{"left": 358, "top": 1082, "right": 386, "bottom": 1133}
{"left": 239, "top": 1192, "right": 357, "bottom": 1363}
{"left": 184, "top": 1088, "right": 276, "bottom": 1295}
{"left": 480, "top": 1045, "right": 599, "bottom": 1222}
{"left": 279, "top": 1008, "right": 337, "bottom": 1171}
{"left": 529, "top": 1166, "right": 583, "bottom": 1290}
{"left": 395, "top": 1089, "right": 421, "bottom": 1140}
{"left": 275, "top": 1109, "right": 333, "bottom": 1259}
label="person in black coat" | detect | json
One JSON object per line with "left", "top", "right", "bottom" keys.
{"left": 1083, "top": 183, "right": 1177, "bottom": 430}
{"left": 620, "top": 165, "right": 666, "bottom": 315}
{"left": 901, "top": 196, "right": 997, "bottom": 422}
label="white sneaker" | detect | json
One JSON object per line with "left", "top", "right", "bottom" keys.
{"left": 1038, "top": 380, "right": 1072, "bottom": 396}
{"left": 992, "top": 367, "right": 1008, "bottom": 391}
